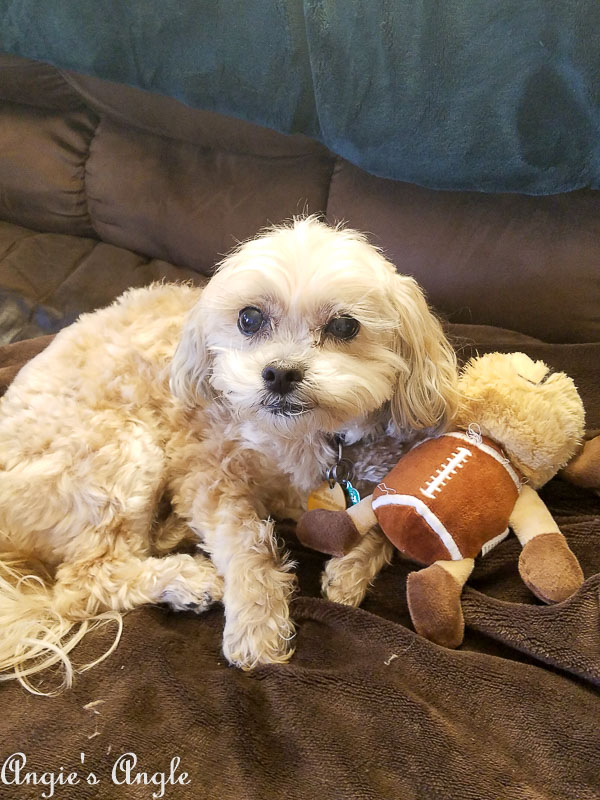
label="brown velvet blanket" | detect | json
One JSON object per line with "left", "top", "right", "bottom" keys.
{"left": 1, "top": 336, "right": 599, "bottom": 800}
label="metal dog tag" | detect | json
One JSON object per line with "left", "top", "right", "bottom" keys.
{"left": 307, "top": 436, "right": 361, "bottom": 510}
{"left": 307, "top": 480, "right": 347, "bottom": 511}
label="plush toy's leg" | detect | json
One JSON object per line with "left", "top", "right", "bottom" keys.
{"left": 406, "top": 558, "right": 474, "bottom": 649}
{"left": 510, "top": 484, "right": 584, "bottom": 603}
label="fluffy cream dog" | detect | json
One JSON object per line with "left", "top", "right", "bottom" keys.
{"left": 0, "top": 217, "right": 458, "bottom": 692}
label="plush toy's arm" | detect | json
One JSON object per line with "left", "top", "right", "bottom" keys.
{"left": 406, "top": 558, "right": 474, "bottom": 649}
{"left": 296, "top": 495, "right": 377, "bottom": 557}
{"left": 510, "top": 484, "right": 583, "bottom": 603}
{"left": 559, "top": 435, "right": 600, "bottom": 493}
{"left": 347, "top": 494, "right": 377, "bottom": 534}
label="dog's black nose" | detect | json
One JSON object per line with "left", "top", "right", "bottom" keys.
{"left": 262, "top": 365, "right": 304, "bottom": 395}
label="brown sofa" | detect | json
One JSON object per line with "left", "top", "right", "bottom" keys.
{"left": 1, "top": 54, "right": 599, "bottom": 800}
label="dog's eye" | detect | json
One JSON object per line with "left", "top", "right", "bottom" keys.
{"left": 324, "top": 316, "right": 360, "bottom": 341}
{"left": 238, "top": 307, "right": 266, "bottom": 335}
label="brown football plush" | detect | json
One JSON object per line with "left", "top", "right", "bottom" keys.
{"left": 371, "top": 433, "right": 520, "bottom": 564}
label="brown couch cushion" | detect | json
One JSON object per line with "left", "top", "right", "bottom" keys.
{"left": 0, "top": 221, "right": 204, "bottom": 342}
{"left": 85, "top": 117, "right": 333, "bottom": 271}
{"left": 0, "top": 102, "right": 97, "bottom": 237}
{"left": 327, "top": 163, "right": 600, "bottom": 343}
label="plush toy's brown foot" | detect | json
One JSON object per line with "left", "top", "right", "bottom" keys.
{"left": 296, "top": 509, "right": 362, "bottom": 558}
{"left": 406, "top": 563, "right": 466, "bottom": 649}
{"left": 518, "top": 532, "right": 584, "bottom": 603}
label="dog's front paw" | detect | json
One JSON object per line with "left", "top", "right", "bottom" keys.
{"left": 222, "top": 568, "right": 296, "bottom": 669}
{"left": 160, "top": 555, "right": 224, "bottom": 613}
{"left": 321, "top": 528, "right": 392, "bottom": 607}
{"left": 321, "top": 555, "right": 370, "bottom": 608}
{"left": 223, "top": 616, "right": 295, "bottom": 670}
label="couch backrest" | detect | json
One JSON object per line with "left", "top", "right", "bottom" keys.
{"left": 0, "top": 54, "right": 598, "bottom": 343}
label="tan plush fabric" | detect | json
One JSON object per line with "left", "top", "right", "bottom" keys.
{"left": 561, "top": 437, "right": 600, "bottom": 491}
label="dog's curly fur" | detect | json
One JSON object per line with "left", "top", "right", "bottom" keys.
{"left": 0, "top": 217, "right": 458, "bottom": 692}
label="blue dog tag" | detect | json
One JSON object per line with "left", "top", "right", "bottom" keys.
{"left": 342, "top": 479, "right": 361, "bottom": 507}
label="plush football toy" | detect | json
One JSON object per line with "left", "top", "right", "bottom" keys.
{"left": 297, "top": 352, "right": 586, "bottom": 648}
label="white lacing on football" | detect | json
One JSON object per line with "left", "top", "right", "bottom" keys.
{"left": 420, "top": 446, "right": 472, "bottom": 499}
{"left": 445, "top": 432, "right": 521, "bottom": 490}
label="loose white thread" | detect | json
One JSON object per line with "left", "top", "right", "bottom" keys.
{"left": 466, "top": 422, "right": 483, "bottom": 445}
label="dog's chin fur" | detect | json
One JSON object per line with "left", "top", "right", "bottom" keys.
{"left": 0, "top": 216, "right": 458, "bottom": 693}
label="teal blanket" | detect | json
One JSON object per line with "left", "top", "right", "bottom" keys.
{"left": 1, "top": 0, "right": 599, "bottom": 194}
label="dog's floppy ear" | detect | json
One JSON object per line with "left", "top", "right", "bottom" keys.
{"left": 169, "top": 304, "right": 215, "bottom": 407}
{"left": 388, "top": 274, "right": 459, "bottom": 436}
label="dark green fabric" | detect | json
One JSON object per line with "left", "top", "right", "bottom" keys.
{"left": 1, "top": 0, "right": 600, "bottom": 194}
